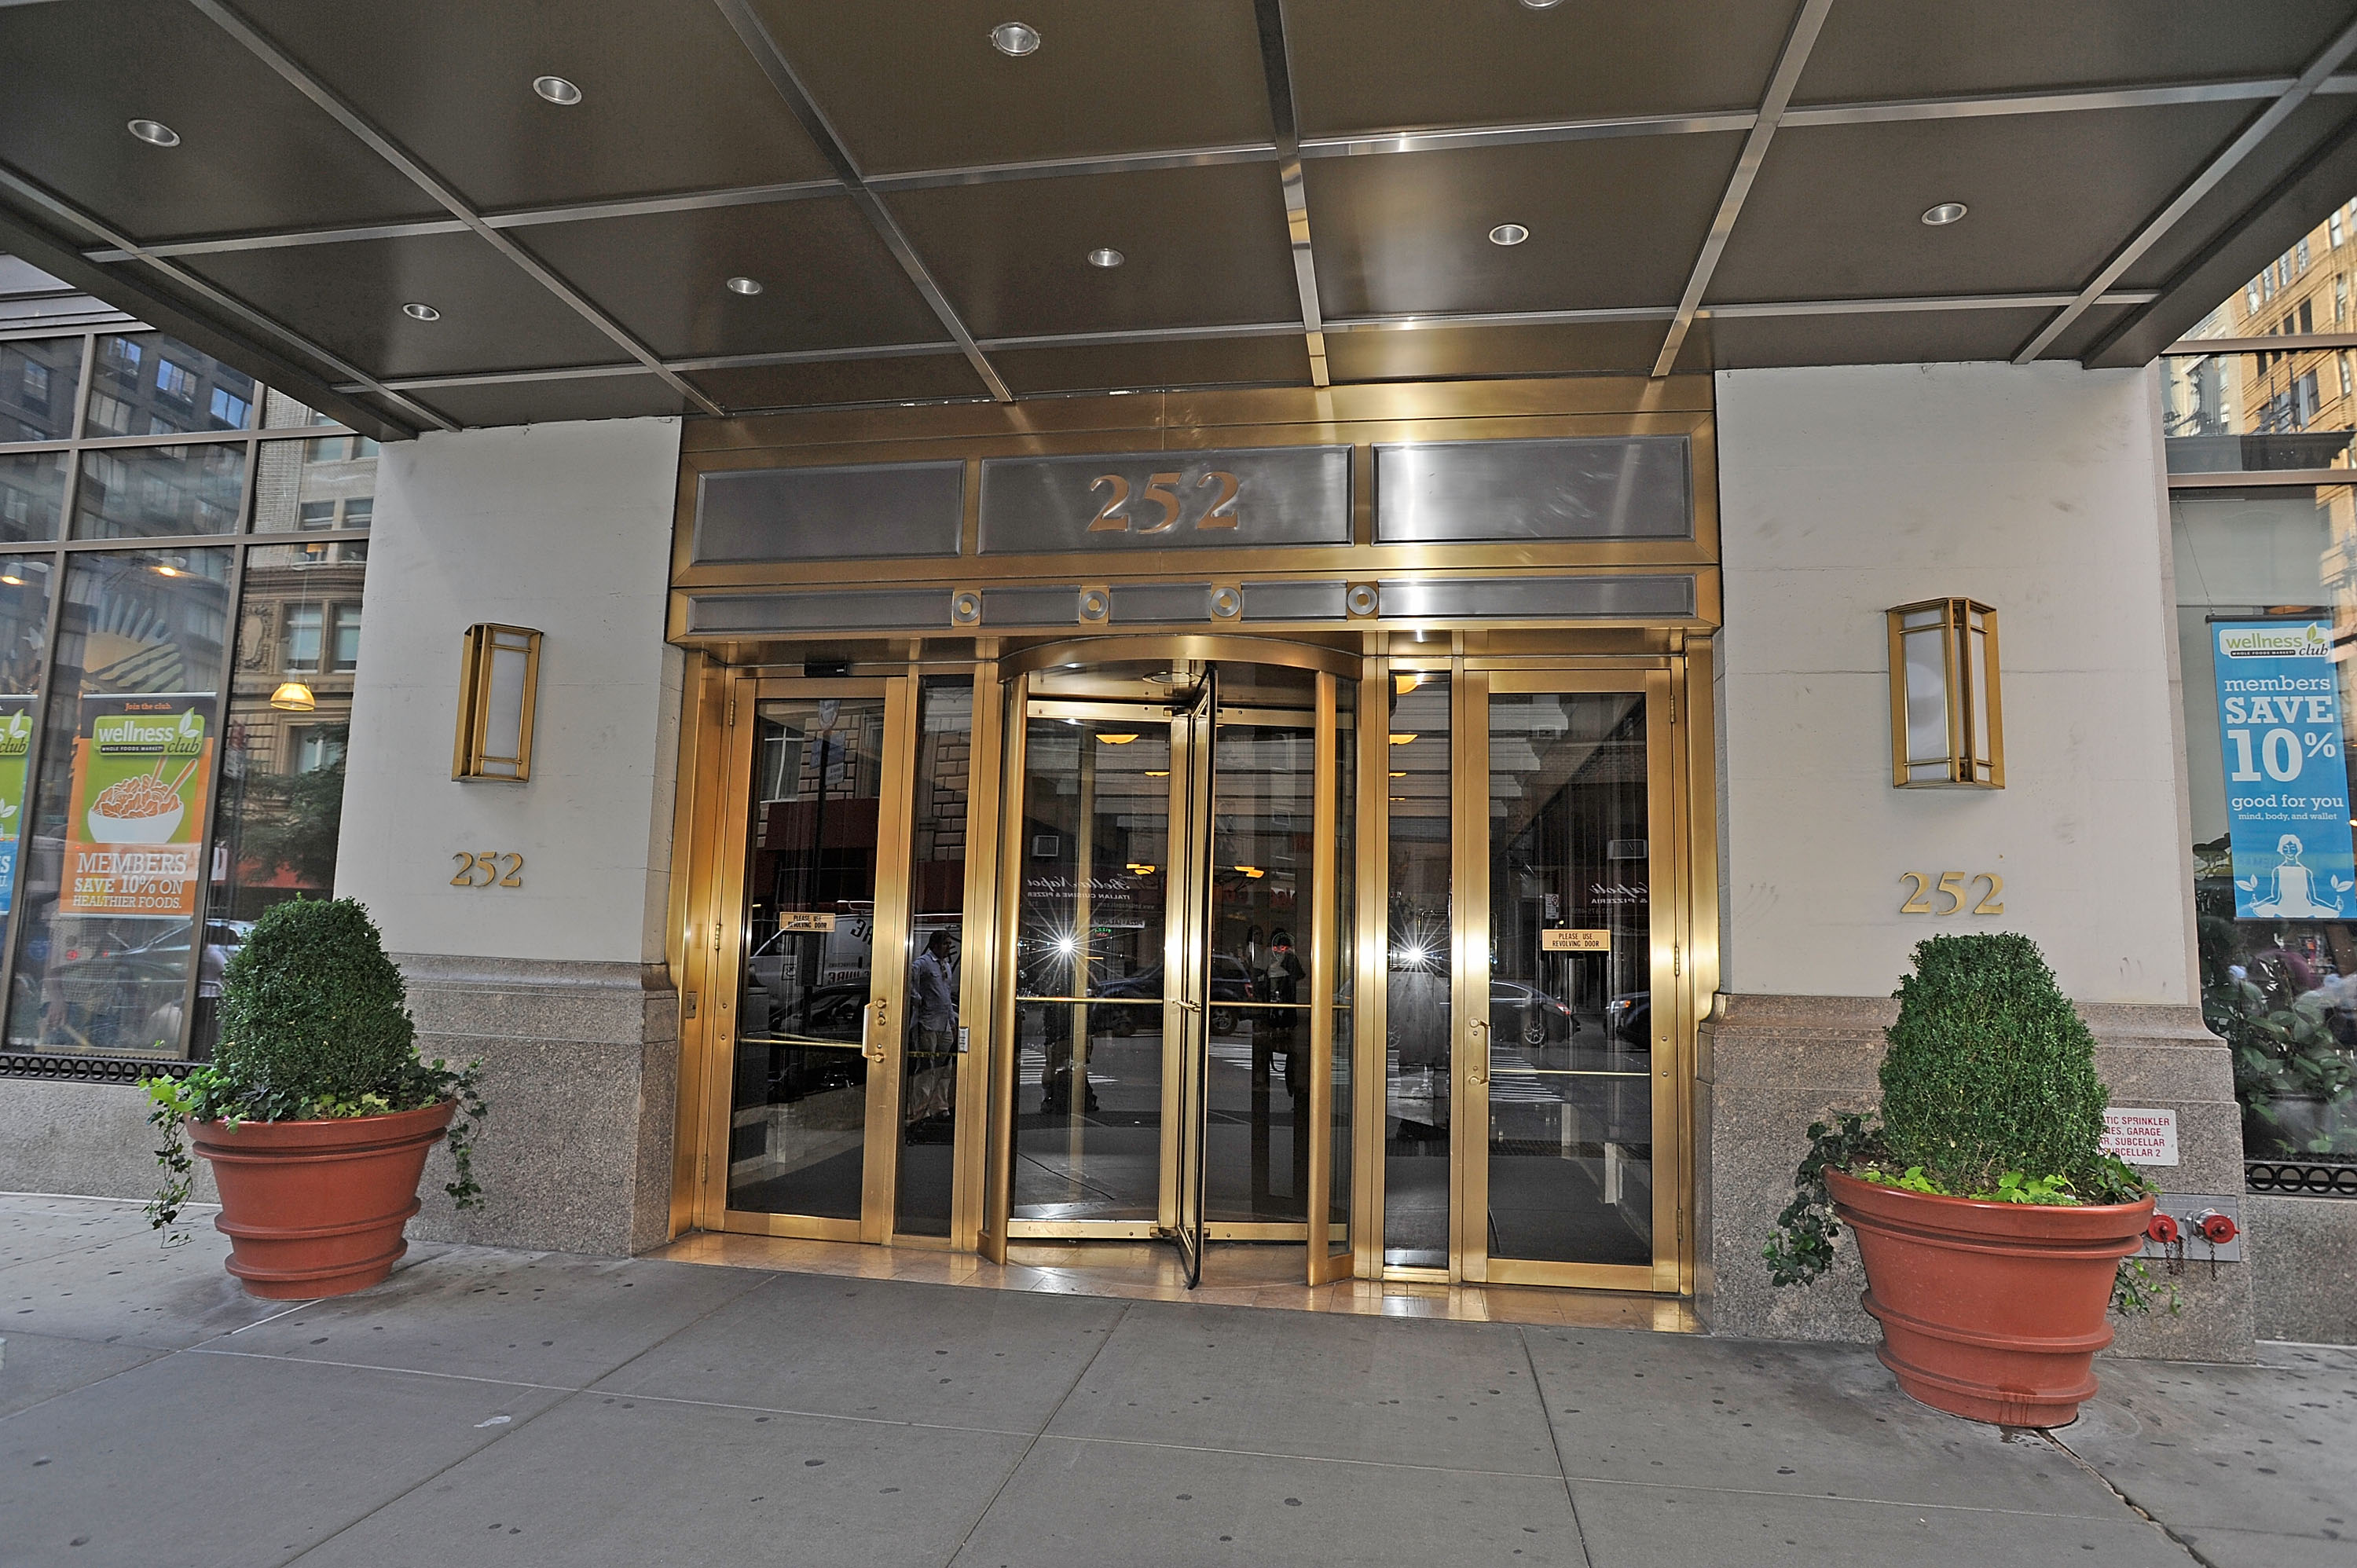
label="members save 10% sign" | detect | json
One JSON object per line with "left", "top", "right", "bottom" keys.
{"left": 2221, "top": 694, "right": 2338, "bottom": 783}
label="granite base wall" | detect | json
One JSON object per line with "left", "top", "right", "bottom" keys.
{"left": 0, "top": 955, "right": 679, "bottom": 1257}
{"left": 397, "top": 954, "right": 678, "bottom": 1256}
{"left": 2247, "top": 1193, "right": 2357, "bottom": 1345}
{"left": 1697, "top": 992, "right": 2256, "bottom": 1363}
{"left": 0, "top": 1075, "right": 218, "bottom": 1207}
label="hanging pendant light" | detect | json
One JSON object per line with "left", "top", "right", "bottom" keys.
{"left": 271, "top": 680, "right": 316, "bottom": 713}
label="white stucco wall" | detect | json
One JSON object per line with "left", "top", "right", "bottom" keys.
{"left": 337, "top": 418, "right": 684, "bottom": 964}
{"left": 1713, "top": 361, "right": 2194, "bottom": 1004}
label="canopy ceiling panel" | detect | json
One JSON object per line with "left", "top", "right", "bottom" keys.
{"left": 1282, "top": 0, "right": 1796, "bottom": 134}
{"left": 184, "top": 230, "right": 625, "bottom": 378}
{"left": 232, "top": 0, "right": 838, "bottom": 209}
{"left": 5, "top": 0, "right": 2352, "bottom": 436}
{"left": 684, "top": 354, "right": 992, "bottom": 412}
{"left": 882, "top": 163, "right": 1300, "bottom": 340}
{"left": 1710, "top": 102, "right": 2264, "bottom": 303}
{"left": 1794, "top": 0, "right": 2357, "bottom": 102}
{"left": 411, "top": 372, "right": 690, "bottom": 430}
{"left": 0, "top": 0, "right": 442, "bottom": 242}
{"left": 1304, "top": 135, "right": 1747, "bottom": 318}
{"left": 990, "top": 333, "right": 1313, "bottom": 397}
{"left": 756, "top": 0, "right": 1274, "bottom": 174}
{"left": 517, "top": 198, "right": 946, "bottom": 360}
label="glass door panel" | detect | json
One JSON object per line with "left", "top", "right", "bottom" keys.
{"left": 1479, "top": 682, "right": 1665, "bottom": 1278}
{"left": 1204, "top": 701, "right": 1316, "bottom": 1227}
{"left": 1010, "top": 705, "right": 1172, "bottom": 1224}
{"left": 895, "top": 676, "right": 972, "bottom": 1237}
{"left": 1383, "top": 674, "right": 1453, "bottom": 1269}
{"left": 729, "top": 695, "right": 889, "bottom": 1222}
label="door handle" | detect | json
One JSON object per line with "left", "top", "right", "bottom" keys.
{"left": 1468, "top": 1017, "right": 1490, "bottom": 1086}
{"left": 863, "top": 998, "right": 889, "bottom": 1063}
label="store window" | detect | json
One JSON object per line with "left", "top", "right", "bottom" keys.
{"left": 197, "top": 540, "right": 369, "bottom": 1057}
{"left": 2172, "top": 485, "right": 2357, "bottom": 1172}
{"left": 0, "top": 302, "right": 374, "bottom": 1062}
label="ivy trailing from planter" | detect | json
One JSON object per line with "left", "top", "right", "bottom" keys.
{"left": 1765, "top": 933, "right": 2170, "bottom": 1314}
{"left": 142, "top": 897, "right": 489, "bottom": 1236}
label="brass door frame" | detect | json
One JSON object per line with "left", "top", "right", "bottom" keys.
{"left": 1457, "top": 666, "right": 1684, "bottom": 1293}
{"left": 695, "top": 673, "right": 926, "bottom": 1244}
{"left": 670, "top": 631, "right": 1710, "bottom": 1306}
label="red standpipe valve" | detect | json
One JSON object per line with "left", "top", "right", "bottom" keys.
{"left": 2145, "top": 1212, "right": 2182, "bottom": 1245}
{"left": 2195, "top": 1211, "right": 2239, "bottom": 1246}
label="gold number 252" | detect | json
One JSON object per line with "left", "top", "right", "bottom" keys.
{"left": 1897, "top": 870, "right": 2003, "bottom": 915}
{"left": 1088, "top": 470, "right": 1242, "bottom": 533}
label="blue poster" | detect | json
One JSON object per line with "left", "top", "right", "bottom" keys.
{"left": 2213, "top": 619, "right": 2357, "bottom": 921}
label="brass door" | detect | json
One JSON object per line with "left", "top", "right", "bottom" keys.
{"left": 1457, "top": 669, "right": 1682, "bottom": 1291}
{"left": 700, "top": 676, "right": 921, "bottom": 1244}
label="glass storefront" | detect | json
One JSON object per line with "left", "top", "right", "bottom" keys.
{"left": 0, "top": 328, "right": 372, "bottom": 1061}
{"left": 2172, "top": 483, "right": 2357, "bottom": 1173}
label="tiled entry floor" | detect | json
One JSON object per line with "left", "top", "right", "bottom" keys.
{"left": 648, "top": 1231, "right": 1703, "bottom": 1332}
{"left": 5, "top": 1192, "right": 2349, "bottom": 1568}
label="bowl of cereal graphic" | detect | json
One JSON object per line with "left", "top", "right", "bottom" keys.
{"left": 87, "top": 775, "right": 185, "bottom": 844}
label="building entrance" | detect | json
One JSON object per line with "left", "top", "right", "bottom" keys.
{"left": 679, "top": 635, "right": 1697, "bottom": 1299}
{"left": 998, "top": 652, "right": 1353, "bottom": 1286}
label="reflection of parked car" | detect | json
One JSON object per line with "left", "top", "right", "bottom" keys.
{"left": 128, "top": 919, "right": 255, "bottom": 998}
{"left": 1492, "top": 979, "right": 1577, "bottom": 1046}
{"left": 1607, "top": 991, "right": 1651, "bottom": 1047}
{"left": 749, "top": 980, "right": 871, "bottom": 1105}
{"left": 1091, "top": 956, "right": 1255, "bottom": 1035}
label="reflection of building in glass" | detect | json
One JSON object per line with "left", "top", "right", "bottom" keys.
{"left": 214, "top": 542, "right": 366, "bottom": 921}
{"left": 253, "top": 430, "right": 379, "bottom": 533}
{"left": 82, "top": 332, "right": 255, "bottom": 439}
{"left": 2164, "top": 199, "right": 2357, "bottom": 474}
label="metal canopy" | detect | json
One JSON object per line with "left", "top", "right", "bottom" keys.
{"left": 7, "top": 0, "right": 2357, "bottom": 439}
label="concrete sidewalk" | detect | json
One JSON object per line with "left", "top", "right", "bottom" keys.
{"left": 2, "top": 1193, "right": 2348, "bottom": 1568}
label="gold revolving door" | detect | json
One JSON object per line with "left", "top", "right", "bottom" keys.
{"left": 983, "top": 643, "right": 1355, "bottom": 1288}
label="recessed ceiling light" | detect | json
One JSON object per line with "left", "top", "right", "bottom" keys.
{"left": 1921, "top": 201, "right": 1968, "bottom": 226}
{"left": 401, "top": 302, "right": 441, "bottom": 322}
{"left": 532, "top": 75, "right": 583, "bottom": 105}
{"left": 725, "top": 276, "right": 764, "bottom": 295}
{"left": 989, "top": 21, "right": 1040, "bottom": 56}
{"left": 1087, "top": 247, "right": 1124, "bottom": 268}
{"left": 1519, "top": 0, "right": 1567, "bottom": 8}
{"left": 127, "top": 119, "right": 180, "bottom": 148}
{"left": 1489, "top": 223, "right": 1530, "bottom": 246}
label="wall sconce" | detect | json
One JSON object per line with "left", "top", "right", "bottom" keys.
{"left": 1887, "top": 598, "right": 2003, "bottom": 788}
{"left": 453, "top": 623, "right": 541, "bottom": 782}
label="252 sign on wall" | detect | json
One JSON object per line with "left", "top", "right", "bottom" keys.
{"left": 1087, "top": 469, "right": 1241, "bottom": 534}
{"left": 977, "top": 446, "right": 1351, "bottom": 554}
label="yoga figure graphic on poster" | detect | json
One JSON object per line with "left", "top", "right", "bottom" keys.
{"left": 2238, "top": 832, "right": 2355, "bottom": 918}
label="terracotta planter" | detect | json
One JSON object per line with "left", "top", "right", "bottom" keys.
{"left": 192, "top": 1100, "right": 455, "bottom": 1299}
{"left": 1827, "top": 1167, "right": 2153, "bottom": 1427}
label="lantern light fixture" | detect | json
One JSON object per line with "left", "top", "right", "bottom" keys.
{"left": 1887, "top": 597, "right": 2003, "bottom": 788}
{"left": 453, "top": 623, "right": 543, "bottom": 782}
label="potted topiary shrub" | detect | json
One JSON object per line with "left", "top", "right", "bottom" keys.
{"left": 1767, "top": 932, "right": 2162, "bottom": 1427}
{"left": 143, "top": 897, "right": 486, "bottom": 1299}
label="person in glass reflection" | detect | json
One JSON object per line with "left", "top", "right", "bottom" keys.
{"left": 907, "top": 929, "right": 959, "bottom": 1123}
{"left": 1263, "top": 928, "right": 1306, "bottom": 1093}
{"left": 2244, "top": 832, "right": 2352, "bottom": 918}
{"left": 913, "top": 929, "right": 956, "bottom": 1042}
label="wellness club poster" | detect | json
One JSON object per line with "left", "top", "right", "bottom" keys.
{"left": 62, "top": 693, "right": 215, "bottom": 918}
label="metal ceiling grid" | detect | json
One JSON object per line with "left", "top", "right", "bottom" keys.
{"left": 0, "top": 0, "right": 2351, "bottom": 434}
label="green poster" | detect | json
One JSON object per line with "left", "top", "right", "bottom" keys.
{"left": 63, "top": 692, "right": 215, "bottom": 918}
{"left": 0, "top": 695, "right": 31, "bottom": 918}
